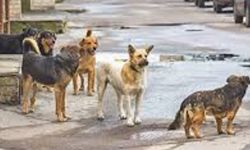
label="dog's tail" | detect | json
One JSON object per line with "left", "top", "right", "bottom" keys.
{"left": 23, "top": 37, "right": 41, "bottom": 54}
{"left": 168, "top": 109, "right": 185, "bottom": 130}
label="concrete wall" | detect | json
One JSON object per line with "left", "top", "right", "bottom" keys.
{"left": 30, "top": 0, "right": 55, "bottom": 10}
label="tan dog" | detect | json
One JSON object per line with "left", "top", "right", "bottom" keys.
{"left": 97, "top": 44, "right": 154, "bottom": 127}
{"left": 73, "top": 30, "right": 98, "bottom": 96}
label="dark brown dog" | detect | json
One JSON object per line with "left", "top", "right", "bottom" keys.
{"left": 72, "top": 29, "right": 98, "bottom": 96}
{"left": 22, "top": 38, "right": 80, "bottom": 122}
{"left": 168, "top": 75, "right": 250, "bottom": 139}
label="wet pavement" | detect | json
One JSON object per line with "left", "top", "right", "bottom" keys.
{"left": 1, "top": 0, "right": 250, "bottom": 149}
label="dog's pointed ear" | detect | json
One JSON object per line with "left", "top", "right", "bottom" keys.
{"left": 79, "top": 38, "right": 85, "bottom": 47}
{"left": 86, "top": 29, "right": 92, "bottom": 37}
{"left": 128, "top": 44, "right": 136, "bottom": 55}
{"left": 226, "top": 75, "right": 238, "bottom": 83}
{"left": 243, "top": 76, "right": 250, "bottom": 84}
{"left": 146, "top": 45, "right": 154, "bottom": 54}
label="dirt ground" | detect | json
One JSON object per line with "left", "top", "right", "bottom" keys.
{"left": 1, "top": 0, "right": 250, "bottom": 150}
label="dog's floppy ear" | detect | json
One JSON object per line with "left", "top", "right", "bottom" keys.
{"left": 146, "top": 45, "right": 154, "bottom": 54}
{"left": 128, "top": 44, "right": 136, "bottom": 55}
{"left": 86, "top": 29, "right": 92, "bottom": 37}
{"left": 226, "top": 75, "right": 238, "bottom": 83}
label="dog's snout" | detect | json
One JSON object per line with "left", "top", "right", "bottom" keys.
{"left": 52, "top": 40, "right": 56, "bottom": 44}
{"left": 93, "top": 47, "right": 97, "bottom": 51}
{"left": 145, "top": 60, "right": 149, "bottom": 66}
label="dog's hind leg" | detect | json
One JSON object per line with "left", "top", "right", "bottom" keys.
{"left": 30, "top": 83, "right": 38, "bottom": 113}
{"left": 117, "top": 93, "right": 126, "bottom": 120}
{"left": 91, "top": 69, "right": 96, "bottom": 93}
{"left": 22, "top": 75, "right": 33, "bottom": 114}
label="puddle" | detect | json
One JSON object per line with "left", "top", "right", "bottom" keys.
{"left": 130, "top": 130, "right": 168, "bottom": 141}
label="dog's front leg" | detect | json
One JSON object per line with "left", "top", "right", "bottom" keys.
{"left": 72, "top": 73, "right": 79, "bottom": 95}
{"left": 91, "top": 69, "right": 96, "bottom": 93}
{"left": 117, "top": 94, "right": 126, "bottom": 120}
{"left": 134, "top": 92, "right": 143, "bottom": 125}
{"left": 125, "top": 95, "right": 134, "bottom": 127}
{"left": 22, "top": 76, "right": 33, "bottom": 114}
{"left": 55, "top": 88, "right": 66, "bottom": 122}
{"left": 87, "top": 71, "right": 94, "bottom": 96}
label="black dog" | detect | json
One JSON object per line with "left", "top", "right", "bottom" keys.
{"left": 22, "top": 38, "right": 80, "bottom": 121}
{"left": 0, "top": 28, "right": 38, "bottom": 54}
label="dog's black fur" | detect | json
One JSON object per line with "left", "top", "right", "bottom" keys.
{"left": 0, "top": 28, "right": 38, "bottom": 54}
{"left": 22, "top": 40, "right": 79, "bottom": 85}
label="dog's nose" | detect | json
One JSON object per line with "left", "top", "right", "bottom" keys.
{"left": 93, "top": 47, "right": 97, "bottom": 50}
{"left": 144, "top": 60, "right": 149, "bottom": 66}
{"left": 52, "top": 40, "right": 55, "bottom": 44}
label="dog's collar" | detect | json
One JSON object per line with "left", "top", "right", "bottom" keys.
{"left": 129, "top": 62, "right": 141, "bottom": 73}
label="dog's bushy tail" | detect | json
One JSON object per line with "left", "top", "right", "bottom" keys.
{"left": 168, "top": 109, "right": 184, "bottom": 130}
{"left": 23, "top": 38, "right": 40, "bottom": 54}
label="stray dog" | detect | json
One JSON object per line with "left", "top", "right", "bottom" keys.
{"left": 72, "top": 29, "right": 98, "bottom": 96}
{"left": 168, "top": 75, "right": 250, "bottom": 139}
{"left": 21, "top": 38, "right": 80, "bottom": 122}
{"left": 0, "top": 27, "right": 38, "bottom": 54}
{"left": 97, "top": 44, "right": 154, "bottom": 127}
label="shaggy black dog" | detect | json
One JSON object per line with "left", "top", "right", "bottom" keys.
{"left": 0, "top": 28, "right": 38, "bottom": 54}
{"left": 22, "top": 38, "right": 80, "bottom": 121}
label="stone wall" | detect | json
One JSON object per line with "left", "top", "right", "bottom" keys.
{"left": 9, "top": 0, "right": 22, "bottom": 20}
{"left": 30, "top": 0, "right": 55, "bottom": 10}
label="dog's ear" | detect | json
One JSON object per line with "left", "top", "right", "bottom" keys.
{"left": 146, "top": 45, "right": 154, "bottom": 54}
{"left": 79, "top": 38, "right": 85, "bottom": 47}
{"left": 128, "top": 44, "right": 136, "bottom": 55}
{"left": 86, "top": 30, "right": 92, "bottom": 37}
{"left": 243, "top": 76, "right": 250, "bottom": 84}
{"left": 226, "top": 75, "right": 238, "bottom": 83}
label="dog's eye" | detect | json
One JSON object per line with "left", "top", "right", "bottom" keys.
{"left": 137, "top": 55, "right": 142, "bottom": 58}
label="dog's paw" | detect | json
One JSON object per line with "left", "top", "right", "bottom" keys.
{"left": 97, "top": 113, "right": 105, "bottom": 121}
{"left": 186, "top": 135, "right": 195, "bottom": 139}
{"left": 218, "top": 131, "right": 226, "bottom": 135}
{"left": 127, "top": 119, "right": 135, "bottom": 127}
{"left": 73, "top": 92, "right": 79, "bottom": 96}
{"left": 227, "top": 130, "right": 235, "bottom": 135}
{"left": 29, "top": 108, "right": 35, "bottom": 113}
{"left": 119, "top": 114, "right": 127, "bottom": 120}
{"left": 97, "top": 116, "right": 104, "bottom": 121}
{"left": 87, "top": 92, "right": 94, "bottom": 96}
{"left": 134, "top": 117, "right": 142, "bottom": 125}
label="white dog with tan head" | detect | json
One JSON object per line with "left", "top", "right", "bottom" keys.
{"left": 97, "top": 44, "right": 154, "bottom": 127}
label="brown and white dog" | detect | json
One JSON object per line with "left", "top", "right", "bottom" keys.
{"left": 72, "top": 29, "right": 98, "bottom": 96}
{"left": 97, "top": 44, "right": 154, "bottom": 127}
